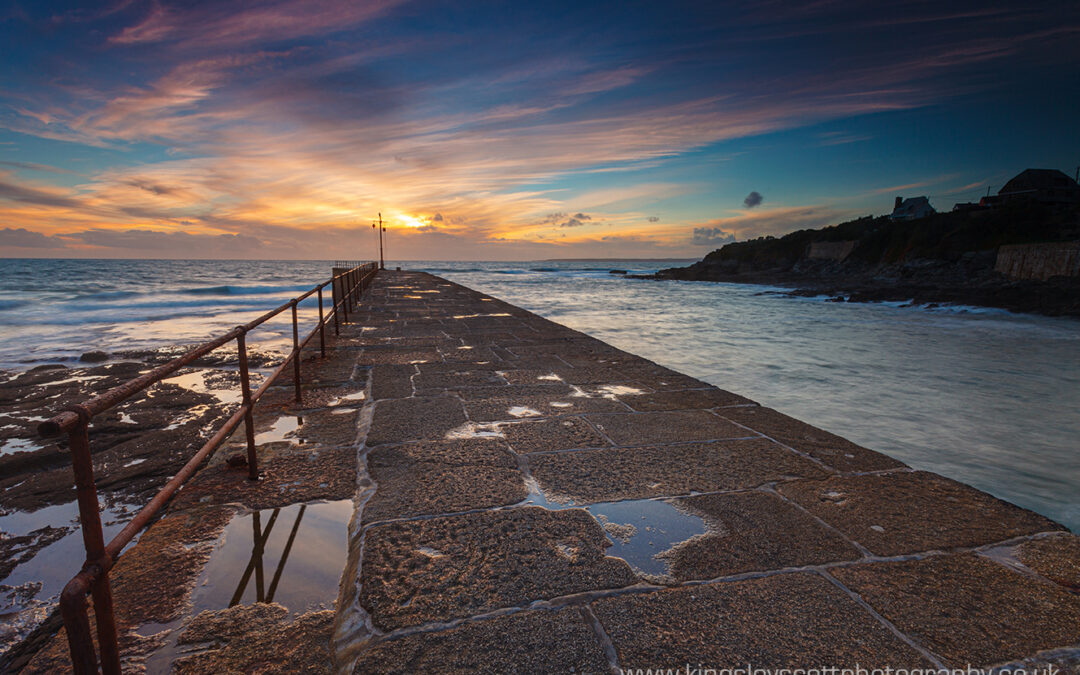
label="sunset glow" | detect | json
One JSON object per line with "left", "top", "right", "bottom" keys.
{"left": 1, "top": 1, "right": 1078, "bottom": 259}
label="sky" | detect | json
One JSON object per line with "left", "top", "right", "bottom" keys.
{"left": 0, "top": 0, "right": 1078, "bottom": 260}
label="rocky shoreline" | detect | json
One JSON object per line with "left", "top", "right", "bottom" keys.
{"left": 0, "top": 346, "right": 281, "bottom": 667}
{"left": 646, "top": 255, "right": 1080, "bottom": 318}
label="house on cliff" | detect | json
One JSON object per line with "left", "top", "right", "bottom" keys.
{"left": 983, "top": 168, "right": 1080, "bottom": 207}
{"left": 890, "top": 196, "right": 936, "bottom": 220}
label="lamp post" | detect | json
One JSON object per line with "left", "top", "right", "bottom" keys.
{"left": 372, "top": 212, "right": 384, "bottom": 270}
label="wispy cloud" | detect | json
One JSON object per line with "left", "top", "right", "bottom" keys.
{"left": 1, "top": 0, "right": 1077, "bottom": 258}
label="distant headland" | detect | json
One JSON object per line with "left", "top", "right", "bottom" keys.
{"left": 651, "top": 168, "right": 1080, "bottom": 317}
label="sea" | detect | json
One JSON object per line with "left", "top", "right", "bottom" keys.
{"left": 1, "top": 258, "right": 1078, "bottom": 532}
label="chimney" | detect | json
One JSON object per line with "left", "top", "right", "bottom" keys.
{"left": 894, "top": 196, "right": 903, "bottom": 210}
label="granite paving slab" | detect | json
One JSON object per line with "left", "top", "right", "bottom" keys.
{"left": 500, "top": 416, "right": 610, "bottom": 453}
{"left": 831, "top": 553, "right": 1080, "bottom": 667}
{"left": 527, "top": 438, "right": 828, "bottom": 504}
{"left": 592, "top": 573, "right": 932, "bottom": 669}
{"left": 364, "top": 438, "right": 526, "bottom": 522}
{"left": 366, "top": 395, "right": 467, "bottom": 445}
{"left": 350, "top": 608, "right": 611, "bottom": 674}
{"left": 587, "top": 410, "right": 751, "bottom": 446}
{"left": 779, "top": 471, "right": 1065, "bottom": 556}
{"left": 663, "top": 490, "right": 862, "bottom": 581}
{"left": 1016, "top": 534, "right": 1080, "bottom": 590}
{"left": 359, "top": 506, "right": 638, "bottom": 631}
{"left": 717, "top": 404, "right": 906, "bottom": 472}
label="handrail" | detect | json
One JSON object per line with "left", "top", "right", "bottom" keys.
{"left": 37, "top": 261, "right": 379, "bottom": 674}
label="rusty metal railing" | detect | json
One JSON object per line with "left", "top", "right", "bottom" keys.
{"left": 36, "top": 261, "right": 379, "bottom": 674}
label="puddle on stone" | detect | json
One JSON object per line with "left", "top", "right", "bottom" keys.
{"left": 193, "top": 500, "right": 350, "bottom": 613}
{"left": 507, "top": 406, "right": 542, "bottom": 418}
{"left": 0, "top": 437, "right": 41, "bottom": 456}
{"left": 326, "top": 391, "right": 366, "bottom": 407}
{"left": 161, "top": 370, "right": 242, "bottom": 405}
{"left": 451, "top": 313, "right": 512, "bottom": 319}
{"left": 141, "top": 499, "right": 352, "bottom": 672}
{"left": 589, "top": 500, "right": 707, "bottom": 577}
{"left": 537, "top": 374, "right": 563, "bottom": 382}
{"left": 47, "top": 373, "right": 107, "bottom": 388}
{"left": 254, "top": 414, "right": 304, "bottom": 446}
{"left": 518, "top": 480, "right": 708, "bottom": 578}
{"left": 593, "top": 384, "right": 646, "bottom": 398}
{"left": 444, "top": 422, "right": 503, "bottom": 439}
{"left": 0, "top": 500, "right": 140, "bottom": 654}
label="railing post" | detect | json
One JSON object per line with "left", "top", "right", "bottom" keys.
{"left": 65, "top": 407, "right": 121, "bottom": 675}
{"left": 333, "top": 278, "right": 340, "bottom": 336}
{"left": 236, "top": 331, "right": 259, "bottom": 480}
{"left": 317, "top": 287, "right": 326, "bottom": 358}
{"left": 60, "top": 576, "right": 98, "bottom": 675}
{"left": 291, "top": 300, "right": 302, "bottom": 404}
{"left": 341, "top": 275, "right": 349, "bottom": 324}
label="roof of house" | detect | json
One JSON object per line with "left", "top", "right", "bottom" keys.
{"left": 891, "top": 196, "right": 935, "bottom": 217}
{"left": 999, "top": 169, "right": 1080, "bottom": 196}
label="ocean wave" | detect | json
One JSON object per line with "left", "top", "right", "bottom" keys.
{"left": 419, "top": 267, "right": 485, "bottom": 273}
{"left": 178, "top": 283, "right": 317, "bottom": 296}
{"left": 0, "top": 300, "right": 28, "bottom": 311}
{"left": 69, "top": 296, "right": 316, "bottom": 312}
{"left": 74, "top": 290, "right": 143, "bottom": 301}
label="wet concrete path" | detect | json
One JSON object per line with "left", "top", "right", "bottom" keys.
{"left": 22, "top": 270, "right": 1080, "bottom": 673}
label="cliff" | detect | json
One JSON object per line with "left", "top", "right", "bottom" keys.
{"left": 656, "top": 203, "right": 1080, "bottom": 317}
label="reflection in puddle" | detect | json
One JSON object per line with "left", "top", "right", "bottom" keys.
{"left": 589, "top": 500, "right": 706, "bottom": 577}
{"left": 254, "top": 414, "right": 303, "bottom": 445}
{"left": 141, "top": 500, "right": 352, "bottom": 672}
{"left": 194, "top": 500, "right": 350, "bottom": 614}
{"left": 0, "top": 500, "right": 139, "bottom": 654}
{"left": 519, "top": 480, "right": 707, "bottom": 577}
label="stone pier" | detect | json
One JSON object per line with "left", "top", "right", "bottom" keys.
{"left": 22, "top": 270, "right": 1080, "bottom": 673}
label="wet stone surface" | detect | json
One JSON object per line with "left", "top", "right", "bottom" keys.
{"left": 716, "top": 405, "right": 906, "bottom": 472}
{"left": 617, "top": 387, "right": 755, "bottom": 411}
{"left": 527, "top": 438, "right": 828, "bottom": 504}
{"left": 831, "top": 553, "right": 1080, "bottom": 667}
{"left": 593, "top": 573, "right": 932, "bottom": 669}
{"left": 663, "top": 490, "right": 862, "bottom": 581}
{"left": 587, "top": 410, "right": 750, "bottom": 446}
{"left": 364, "top": 438, "right": 526, "bottom": 522}
{"left": 173, "top": 605, "right": 334, "bottom": 674}
{"left": 779, "top": 471, "right": 1065, "bottom": 556}
{"left": 366, "top": 395, "right": 467, "bottom": 445}
{"left": 501, "top": 416, "right": 610, "bottom": 454}
{"left": 359, "top": 506, "right": 637, "bottom": 631}
{"left": 464, "top": 393, "right": 627, "bottom": 422}
{"left": 351, "top": 607, "right": 611, "bottom": 674}
{"left": 1016, "top": 534, "right": 1080, "bottom": 590}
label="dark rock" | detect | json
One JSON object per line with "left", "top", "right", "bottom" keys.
{"left": 78, "top": 350, "right": 108, "bottom": 363}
